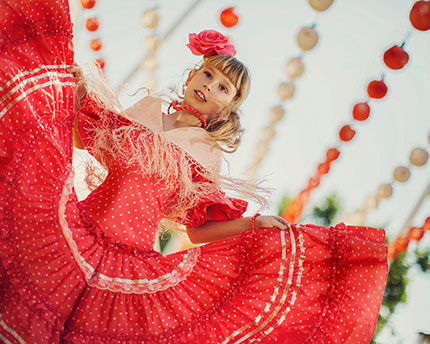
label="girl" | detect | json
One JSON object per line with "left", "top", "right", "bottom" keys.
{"left": 0, "top": 0, "right": 388, "bottom": 343}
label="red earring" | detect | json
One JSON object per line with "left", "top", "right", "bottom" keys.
{"left": 182, "top": 83, "right": 186, "bottom": 96}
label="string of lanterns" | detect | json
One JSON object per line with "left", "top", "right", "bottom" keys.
{"left": 81, "top": 0, "right": 105, "bottom": 70}
{"left": 280, "top": 1, "right": 430, "bottom": 224}
{"left": 341, "top": 138, "right": 429, "bottom": 225}
{"left": 245, "top": 0, "right": 332, "bottom": 184}
{"left": 140, "top": 6, "right": 161, "bottom": 91}
{"left": 389, "top": 216, "right": 430, "bottom": 261}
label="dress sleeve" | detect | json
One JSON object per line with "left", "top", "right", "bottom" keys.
{"left": 181, "top": 191, "right": 249, "bottom": 227}
{"left": 77, "top": 92, "right": 132, "bottom": 165}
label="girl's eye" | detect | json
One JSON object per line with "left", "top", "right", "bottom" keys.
{"left": 204, "top": 71, "right": 212, "bottom": 78}
{"left": 219, "top": 85, "right": 227, "bottom": 93}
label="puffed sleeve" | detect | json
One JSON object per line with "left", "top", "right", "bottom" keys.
{"left": 77, "top": 92, "right": 132, "bottom": 165}
{"left": 181, "top": 191, "right": 249, "bottom": 227}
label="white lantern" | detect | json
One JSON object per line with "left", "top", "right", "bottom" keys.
{"left": 297, "top": 26, "right": 319, "bottom": 51}
{"left": 286, "top": 57, "right": 305, "bottom": 79}
{"left": 269, "top": 105, "right": 285, "bottom": 123}
{"left": 410, "top": 147, "right": 429, "bottom": 166}
{"left": 140, "top": 55, "right": 159, "bottom": 71}
{"left": 142, "top": 8, "right": 160, "bottom": 29}
{"left": 308, "top": 0, "right": 334, "bottom": 12}
{"left": 144, "top": 35, "right": 160, "bottom": 53}
{"left": 377, "top": 184, "right": 393, "bottom": 199}
{"left": 278, "top": 82, "right": 295, "bottom": 100}
{"left": 393, "top": 166, "right": 410, "bottom": 182}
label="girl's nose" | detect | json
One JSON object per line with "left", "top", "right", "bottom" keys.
{"left": 204, "top": 83, "right": 212, "bottom": 92}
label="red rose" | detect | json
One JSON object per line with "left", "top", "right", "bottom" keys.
{"left": 186, "top": 30, "right": 236, "bottom": 57}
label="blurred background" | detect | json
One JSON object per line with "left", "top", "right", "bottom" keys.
{"left": 70, "top": 0, "right": 430, "bottom": 342}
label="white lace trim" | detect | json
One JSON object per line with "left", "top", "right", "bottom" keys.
{"left": 59, "top": 167, "right": 200, "bottom": 294}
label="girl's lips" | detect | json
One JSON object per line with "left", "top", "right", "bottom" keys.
{"left": 194, "top": 90, "right": 206, "bottom": 102}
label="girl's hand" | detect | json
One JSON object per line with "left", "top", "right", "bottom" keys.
{"left": 255, "top": 215, "right": 291, "bottom": 231}
{"left": 67, "top": 63, "right": 87, "bottom": 111}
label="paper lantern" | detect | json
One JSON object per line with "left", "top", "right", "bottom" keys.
{"left": 220, "top": 7, "right": 239, "bottom": 28}
{"left": 352, "top": 102, "right": 370, "bottom": 121}
{"left": 140, "top": 55, "right": 159, "bottom": 71}
{"left": 261, "top": 126, "right": 276, "bottom": 142}
{"left": 393, "top": 166, "right": 410, "bottom": 182}
{"left": 90, "top": 39, "right": 102, "bottom": 51}
{"left": 255, "top": 144, "right": 269, "bottom": 159}
{"left": 142, "top": 8, "right": 160, "bottom": 29}
{"left": 339, "top": 125, "right": 356, "bottom": 141}
{"left": 308, "top": 0, "right": 334, "bottom": 12}
{"left": 384, "top": 45, "right": 409, "bottom": 70}
{"left": 350, "top": 209, "right": 366, "bottom": 225}
{"left": 86, "top": 17, "right": 99, "bottom": 32}
{"left": 81, "top": 0, "right": 96, "bottom": 9}
{"left": 367, "top": 80, "right": 388, "bottom": 99}
{"left": 144, "top": 35, "right": 160, "bottom": 53}
{"left": 144, "top": 77, "right": 158, "bottom": 91}
{"left": 409, "top": 226, "right": 425, "bottom": 241}
{"left": 410, "top": 1, "right": 430, "bottom": 31}
{"left": 286, "top": 58, "right": 305, "bottom": 79}
{"left": 377, "top": 184, "right": 393, "bottom": 198}
{"left": 95, "top": 58, "right": 105, "bottom": 69}
{"left": 410, "top": 147, "right": 429, "bottom": 166}
{"left": 317, "top": 162, "right": 330, "bottom": 175}
{"left": 297, "top": 27, "right": 319, "bottom": 51}
{"left": 269, "top": 105, "right": 285, "bottom": 123}
{"left": 307, "top": 176, "right": 320, "bottom": 189}
{"left": 326, "top": 147, "right": 340, "bottom": 162}
{"left": 364, "top": 195, "right": 378, "bottom": 211}
{"left": 278, "top": 82, "right": 295, "bottom": 100}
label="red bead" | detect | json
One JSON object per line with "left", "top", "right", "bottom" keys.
{"left": 339, "top": 125, "right": 356, "bottom": 141}
{"left": 95, "top": 58, "right": 105, "bottom": 69}
{"left": 383, "top": 45, "right": 409, "bottom": 70}
{"left": 220, "top": 7, "right": 239, "bottom": 28}
{"left": 86, "top": 18, "right": 99, "bottom": 31}
{"left": 352, "top": 102, "right": 370, "bottom": 121}
{"left": 81, "top": 0, "right": 96, "bottom": 9}
{"left": 410, "top": 1, "right": 430, "bottom": 31}
{"left": 367, "top": 80, "right": 388, "bottom": 99}
{"left": 168, "top": 100, "right": 207, "bottom": 128}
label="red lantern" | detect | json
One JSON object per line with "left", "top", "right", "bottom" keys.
{"left": 326, "top": 147, "right": 340, "bottom": 162}
{"left": 86, "top": 18, "right": 99, "bottom": 32}
{"left": 395, "top": 235, "right": 409, "bottom": 253}
{"left": 410, "top": 1, "right": 430, "bottom": 31}
{"left": 307, "top": 176, "right": 320, "bottom": 189}
{"left": 367, "top": 80, "right": 388, "bottom": 99}
{"left": 339, "top": 125, "right": 356, "bottom": 141}
{"left": 424, "top": 216, "right": 430, "bottom": 230}
{"left": 352, "top": 102, "right": 370, "bottom": 121}
{"left": 220, "top": 7, "right": 239, "bottom": 28}
{"left": 317, "top": 162, "right": 330, "bottom": 175}
{"left": 81, "top": 0, "right": 96, "bottom": 9}
{"left": 408, "top": 226, "right": 425, "bottom": 241}
{"left": 95, "top": 58, "right": 105, "bottom": 69}
{"left": 384, "top": 45, "right": 409, "bottom": 70}
{"left": 90, "top": 39, "right": 102, "bottom": 51}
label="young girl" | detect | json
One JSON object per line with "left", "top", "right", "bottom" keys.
{"left": 0, "top": 0, "right": 388, "bottom": 343}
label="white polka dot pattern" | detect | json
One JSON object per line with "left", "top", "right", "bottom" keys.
{"left": 0, "top": 0, "right": 390, "bottom": 343}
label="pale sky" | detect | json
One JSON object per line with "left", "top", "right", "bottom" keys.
{"left": 71, "top": 0, "right": 430, "bottom": 342}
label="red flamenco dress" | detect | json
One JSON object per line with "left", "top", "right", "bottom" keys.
{"left": 0, "top": 0, "right": 389, "bottom": 343}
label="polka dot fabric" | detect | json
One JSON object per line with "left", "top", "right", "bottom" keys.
{"left": 0, "top": 1, "right": 389, "bottom": 343}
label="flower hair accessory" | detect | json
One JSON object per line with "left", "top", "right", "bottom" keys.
{"left": 186, "top": 30, "right": 236, "bottom": 57}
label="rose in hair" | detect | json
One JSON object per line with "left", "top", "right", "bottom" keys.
{"left": 186, "top": 30, "right": 236, "bottom": 57}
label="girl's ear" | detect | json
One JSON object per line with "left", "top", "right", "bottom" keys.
{"left": 185, "top": 69, "right": 196, "bottom": 86}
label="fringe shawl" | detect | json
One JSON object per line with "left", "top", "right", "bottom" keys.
{"left": 77, "top": 94, "right": 249, "bottom": 232}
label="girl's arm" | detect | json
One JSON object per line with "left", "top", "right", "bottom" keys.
{"left": 186, "top": 215, "right": 290, "bottom": 244}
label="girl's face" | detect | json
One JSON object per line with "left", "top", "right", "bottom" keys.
{"left": 182, "top": 66, "right": 237, "bottom": 120}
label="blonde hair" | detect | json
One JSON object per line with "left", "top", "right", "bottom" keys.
{"left": 77, "top": 58, "right": 274, "bottom": 234}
